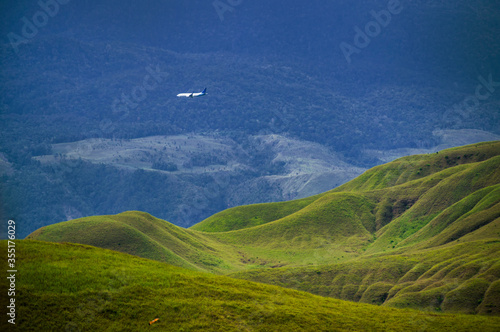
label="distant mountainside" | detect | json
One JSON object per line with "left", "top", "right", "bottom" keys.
{"left": 2, "top": 1, "right": 499, "bottom": 238}
{"left": 29, "top": 141, "right": 500, "bottom": 314}
{"left": 4, "top": 133, "right": 365, "bottom": 238}
{"left": 8, "top": 240, "right": 500, "bottom": 331}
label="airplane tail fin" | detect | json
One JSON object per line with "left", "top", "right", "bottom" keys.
{"left": 202, "top": 88, "right": 207, "bottom": 94}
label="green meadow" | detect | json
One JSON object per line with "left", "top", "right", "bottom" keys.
{"left": 23, "top": 141, "right": 500, "bottom": 329}
{"left": 4, "top": 240, "right": 500, "bottom": 331}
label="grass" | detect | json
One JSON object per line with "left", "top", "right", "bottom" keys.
{"left": 230, "top": 240, "right": 500, "bottom": 314}
{"left": 191, "top": 196, "right": 319, "bottom": 232}
{"left": 333, "top": 141, "right": 500, "bottom": 192}
{"left": 26, "top": 141, "right": 500, "bottom": 317}
{"left": 4, "top": 240, "right": 500, "bottom": 331}
{"left": 28, "top": 212, "right": 239, "bottom": 273}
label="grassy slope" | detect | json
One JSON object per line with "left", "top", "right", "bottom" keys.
{"left": 27, "top": 211, "right": 243, "bottom": 273}
{"left": 3, "top": 240, "right": 500, "bottom": 332}
{"left": 230, "top": 240, "right": 500, "bottom": 315}
{"left": 225, "top": 142, "right": 500, "bottom": 313}
{"left": 191, "top": 196, "right": 319, "bottom": 233}
{"left": 27, "top": 141, "right": 500, "bottom": 314}
{"left": 364, "top": 157, "right": 500, "bottom": 253}
{"left": 332, "top": 141, "right": 500, "bottom": 192}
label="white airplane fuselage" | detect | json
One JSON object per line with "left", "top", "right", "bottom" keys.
{"left": 177, "top": 88, "right": 207, "bottom": 98}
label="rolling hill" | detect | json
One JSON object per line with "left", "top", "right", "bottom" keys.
{"left": 28, "top": 141, "right": 500, "bottom": 315}
{"left": 4, "top": 240, "right": 500, "bottom": 331}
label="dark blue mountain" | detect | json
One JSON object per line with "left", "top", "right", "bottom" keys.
{"left": 1, "top": 0, "right": 499, "bottom": 238}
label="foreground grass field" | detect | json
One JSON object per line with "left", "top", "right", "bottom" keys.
{"left": 3, "top": 240, "right": 500, "bottom": 331}
{"left": 27, "top": 141, "right": 500, "bottom": 316}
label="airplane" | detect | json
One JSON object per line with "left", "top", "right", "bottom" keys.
{"left": 177, "top": 88, "right": 207, "bottom": 98}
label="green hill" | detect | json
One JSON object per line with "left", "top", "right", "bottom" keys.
{"left": 229, "top": 239, "right": 500, "bottom": 315}
{"left": 27, "top": 211, "right": 238, "bottom": 273}
{"left": 27, "top": 141, "right": 500, "bottom": 315}
{"left": 4, "top": 240, "right": 500, "bottom": 331}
